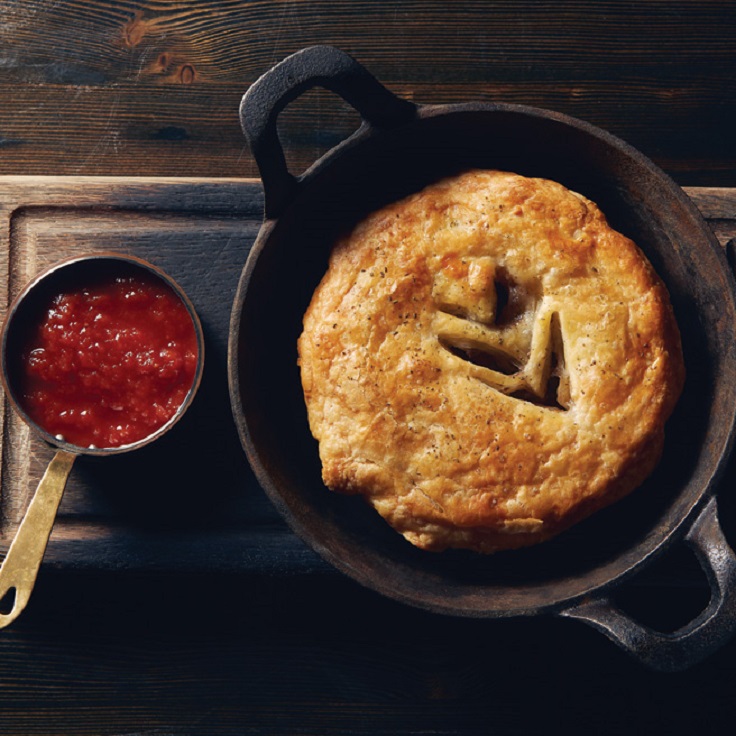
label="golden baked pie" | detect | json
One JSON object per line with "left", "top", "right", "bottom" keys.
{"left": 298, "top": 170, "right": 684, "bottom": 553}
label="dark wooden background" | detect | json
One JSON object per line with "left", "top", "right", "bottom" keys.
{"left": 1, "top": 0, "right": 734, "bottom": 186}
{"left": 1, "top": 1, "right": 736, "bottom": 734}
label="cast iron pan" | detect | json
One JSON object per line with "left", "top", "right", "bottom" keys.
{"left": 228, "top": 46, "right": 736, "bottom": 671}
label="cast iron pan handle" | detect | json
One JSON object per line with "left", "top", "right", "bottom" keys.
{"left": 239, "top": 45, "right": 417, "bottom": 219}
{"left": 560, "top": 497, "right": 736, "bottom": 671}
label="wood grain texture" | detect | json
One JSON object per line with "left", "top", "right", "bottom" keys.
{"left": 0, "top": 0, "right": 734, "bottom": 184}
{"left": 0, "top": 564, "right": 726, "bottom": 736}
{"left": 0, "top": 4, "right": 734, "bottom": 731}
{"left": 0, "top": 176, "right": 335, "bottom": 576}
{"left": 685, "top": 186, "right": 736, "bottom": 246}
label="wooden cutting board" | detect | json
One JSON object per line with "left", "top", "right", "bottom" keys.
{"left": 0, "top": 177, "right": 734, "bottom": 575}
{"left": 0, "top": 176, "right": 331, "bottom": 574}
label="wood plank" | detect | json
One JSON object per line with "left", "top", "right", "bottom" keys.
{"left": 1, "top": 80, "right": 733, "bottom": 183}
{"left": 3, "top": 1, "right": 733, "bottom": 86}
{"left": 684, "top": 187, "right": 736, "bottom": 246}
{"left": 684, "top": 187, "right": 736, "bottom": 219}
{"left": 0, "top": 175, "right": 333, "bottom": 573}
{"left": 0, "top": 565, "right": 725, "bottom": 736}
{"left": 0, "top": 1, "right": 734, "bottom": 184}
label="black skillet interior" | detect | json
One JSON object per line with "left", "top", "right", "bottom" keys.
{"left": 233, "top": 102, "right": 736, "bottom": 616}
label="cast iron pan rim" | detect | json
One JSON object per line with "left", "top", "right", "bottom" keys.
{"left": 289, "top": 98, "right": 727, "bottom": 273}
{"left": 228, "top": 96, "right": 736, "bottom": 618}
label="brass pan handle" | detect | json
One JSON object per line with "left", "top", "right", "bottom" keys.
{"left": 560, "top": 497, "right": 736, "bottom": 672}
{"left": 0, "top": 450, "right": 76, "bottom": 628}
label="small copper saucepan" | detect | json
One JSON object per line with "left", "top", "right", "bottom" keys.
{"left": 0, "top": 254, "right": 204, "bottom": 627}
{"left": 229, "top": 46, "right": 736, "bottom": 671}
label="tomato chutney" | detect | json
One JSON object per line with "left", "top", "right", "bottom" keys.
{"left": 12, "top": 264, "right": 200, "bottom": 449}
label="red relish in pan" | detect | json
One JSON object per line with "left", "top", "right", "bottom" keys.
{"left": 15, "top": 269, "right": 199, "bottom": 449}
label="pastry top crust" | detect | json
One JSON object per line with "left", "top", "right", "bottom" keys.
{"left": 298, "top": 170, "right": 684, "bottom": 553}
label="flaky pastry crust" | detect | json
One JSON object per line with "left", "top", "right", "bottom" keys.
{"left": 298, "top": 170, "right": 685, "bottom": 553}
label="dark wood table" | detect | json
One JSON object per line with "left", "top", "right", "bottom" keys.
{"left": 1, "top": 2, "right": 736, "bottom": 734}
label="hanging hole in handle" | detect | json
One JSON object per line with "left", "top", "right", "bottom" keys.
{"left": 561, "top": 498, "right": 736, "bottom": 671}
{"left": 0, "top": 587, "right": 17, "bottom": 616}
{"left": 611, "top": 544, "right": 711, "bottom": 634}
{"left": 714, "top": 434, "right": 736, "bottom": 550}
{"left": 276, "top": 86, "right": 363, "bottom": 181}
{"left": 725, "top": 238, "right": 736, "bottom": 277}
{"left": 241, "top": 45, "right": 417, "bottom": 220}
